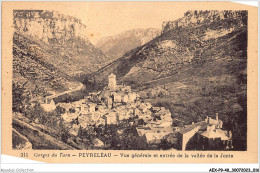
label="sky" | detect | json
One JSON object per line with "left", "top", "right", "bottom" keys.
{"left": 26, "top": 1, "right": 187, "bottom": 44}
{"left": 7, "top": 1, "right": 250, "bottom": 44}
{"left": 53, "top": 2, "right": 186, "bottom": 44}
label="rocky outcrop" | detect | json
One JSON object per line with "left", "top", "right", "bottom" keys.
{"left": 14, "top": 10, "right": 88, "bottom": 43}
{"left": 162, "top": 10, "right": 247, "bottom": 33}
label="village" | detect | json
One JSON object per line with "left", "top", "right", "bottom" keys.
{"left": 41, "top": 73, "right": 233, "bottom": 150}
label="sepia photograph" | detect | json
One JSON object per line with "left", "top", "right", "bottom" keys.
{"left": 1, "top": 1, "right": 258, "bottom": 166}
{"left": 11, "top": 8, "right": 248, "bottom": 151}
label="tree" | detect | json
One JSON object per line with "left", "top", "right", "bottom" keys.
{"left": 69, "top": 108, "right": 76, "bottom": 113}
{"left": 12, "top": 82, "right": 29, "bottom": 113}
{"left": 138, "top": 119, "right": 145, "bottom": 126}
{"left": 59, "top": 118, "right": 70, "bottom": 143}
{"left": 55, "top": 106, "right": 66, "bottom": 115}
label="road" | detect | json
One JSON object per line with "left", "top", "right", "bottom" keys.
{"left": 49, "top": 82, "right": 85, "bottom": 99}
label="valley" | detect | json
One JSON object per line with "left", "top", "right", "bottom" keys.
{"left": 12, "top": 10, "right": 247, "bottom": 151}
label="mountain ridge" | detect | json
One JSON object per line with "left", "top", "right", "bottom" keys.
{"left": 95, "top": 28, "right": 161, "bottom": 60}
{"left": 86, "top": 10, "right": 248, "bottom": 150}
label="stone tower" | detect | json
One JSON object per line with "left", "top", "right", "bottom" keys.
{"left": 108, "top": 73, "right": 117, "bottom": 90}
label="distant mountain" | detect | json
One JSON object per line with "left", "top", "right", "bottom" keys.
{"left": 87, "top": 10, "right": 248, "bottom": 150}
{"left": 13, "top": 10, "right": 107, "bottom": 95}
{"left": 95, "top": 28, "right": 161, "bottom": 60}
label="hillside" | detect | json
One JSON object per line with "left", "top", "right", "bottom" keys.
{"left": 87, "top": 10, "right": 248, "bottom": 150}
{"left": 13, "top": 10, "right": 107, "bottom": 96}
{"left": 95, "top": 28, "right": 160, "bottom": 60}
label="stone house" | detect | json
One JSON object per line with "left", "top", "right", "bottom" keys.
{"left": 96, "top": 105, "right": 107, "bottom": 113}
{"left": 133, "top": 108, "right": 141, "bottom": 116}
{"left": 136, "top": 127, "right": 151, "bottom": 136}
{"left": 157, "top": 121, "right": 172, "bottom": 127}
{"left": 128, "top": 92, "right": 137, "bottom": 102}
{"left": 196, "top": 126, "right": 232, "bottom": 150}
{"left": 118, "top": 85, "right": 131, "bottom": 93}
{"left": 92, "top": 113, "right": 101, "bottom": 122}
{"left": 87, "top": 103, "right": 96, "bottom": 113}
{"left": 96, "top": 118, "right": 106, "bottom": 126}
{"left": 61, "top": 112, "right": 78, "bottom": 123}
{"left": 138, "top": 111, "right": 152, "bottom": 119}
{"left": 102, "top": 112, "right": 118, "bottom": 125}
{"left": 112, "top": 93, "right": 122, "bottom": 103}
{"left": 105, "top": 97, "right": 113, "bottom": 109}
{"left": 75, "top": 106, "right": 82, "bottom": 113}
{"left": 40, "top": 97, "right": 56, "bottom": 112}
{"left": 138, "top": 102, "right": 152, "bottom": 113}
{"left": 78, "top": 114, "right": 93, "bottom": 128}
{"left": 176, "top": 123, "right": 202, "bottom": 150}
{"left": 144, "top": 130, "right": 172, "bottom": 145}
{"left": 176, "top": 113, "right": 231, "bottom": 151}
{"left": 152, "top": 107, "right": 161, "bottom": 112}
{"left": 112, "top": 102, "right": 122, "bottom": 108}
{"left": 121, "top": 94, "right": 129, "bottom": 104}
{"left": 206, "top": 113, "right": 223, "bottom": 129}
{"left": 144, "top": 133, "right": 164, "bottom": 144}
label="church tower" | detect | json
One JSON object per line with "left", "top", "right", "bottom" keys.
{"left": 108, "top": 73, "right": 117, "bottom": 90}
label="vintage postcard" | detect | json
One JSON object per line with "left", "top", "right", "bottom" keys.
{"left": 1, "top": 1, "right": 258, "bottom": 163}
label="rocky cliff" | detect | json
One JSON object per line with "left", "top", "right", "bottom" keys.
{"left": 13, "top": 10, "right": 107, "bottom": 95}
{"left": 95, "top": 28, "right": 160, "bottom": 60}
{"left": 14, "top": 10, "right": 88, "bottom": 43}
{"left": 162, "top": 10, "right": 247, "bottom": 33}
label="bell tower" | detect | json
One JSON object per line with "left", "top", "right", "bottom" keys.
{"left": 108, "top": 73, "right": 117, "bottom": 90}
